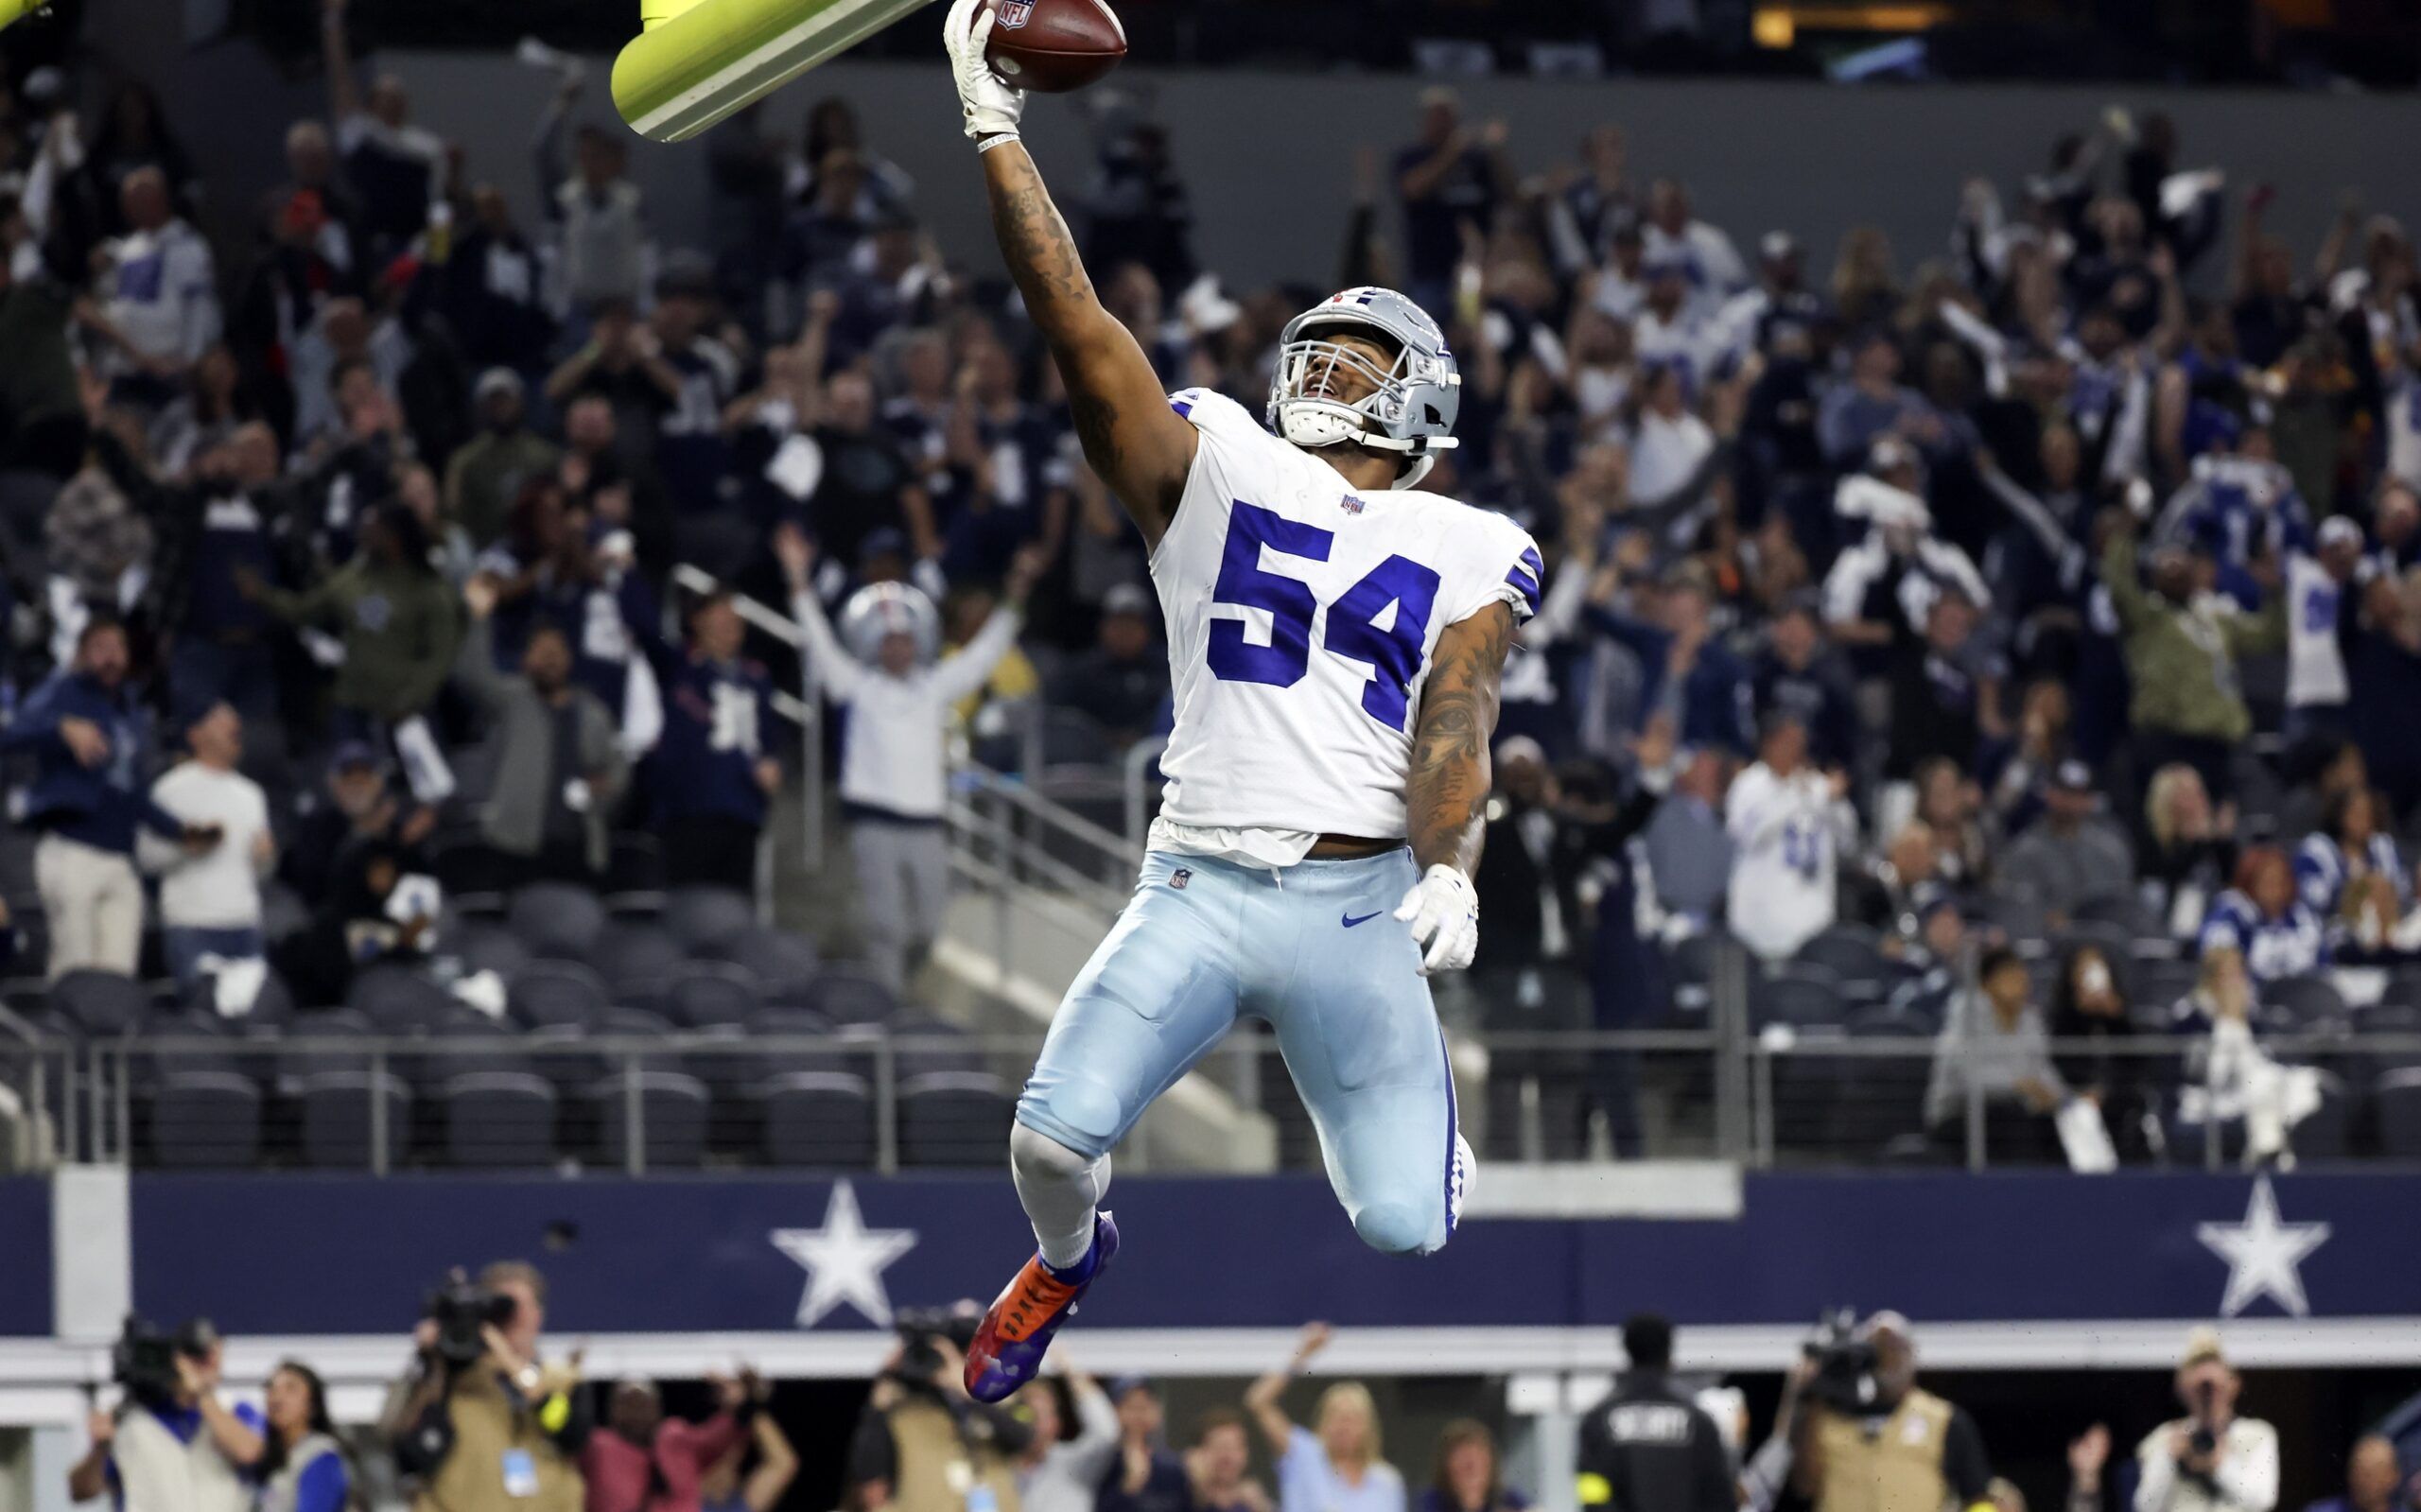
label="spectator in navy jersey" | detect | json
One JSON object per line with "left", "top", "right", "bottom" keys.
{"left": 643, "top": 590, "right": 782, "bottom": 894}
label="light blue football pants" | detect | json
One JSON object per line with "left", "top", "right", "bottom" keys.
{"left": 1015, "top": 848, "right": 1465, "bottom": 1255}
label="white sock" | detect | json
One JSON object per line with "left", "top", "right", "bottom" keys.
{"left": 1011, "top": 1123, "right": 1110, "bottom": 1271}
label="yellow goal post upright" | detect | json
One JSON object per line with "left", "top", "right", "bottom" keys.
{"left": 613, "top": 0, "right": 932, "bottom": 143}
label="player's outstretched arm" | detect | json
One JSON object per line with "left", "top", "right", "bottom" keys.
{"left": 945, "top": 0, "right": 1195, "bottom": 546}
{"left": 1394, "top": 602, "right": 1516, "bottom": 976}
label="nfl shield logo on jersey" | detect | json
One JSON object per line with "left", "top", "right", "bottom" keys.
{"left": 1339, "top": 495, "right": 1366, "bottom": 516}
{"left": 998, "top": 0, "right": 1033, "bottom": 26}
{"left": 1170, "top": 868, "right": 1192, "bottom": 890}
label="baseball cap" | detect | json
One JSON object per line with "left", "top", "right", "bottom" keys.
{"left": 2050, "top": 759, "right": 2096, "bottom": 796}
{"left": 855, "top": 527, "right": 909, "bottom": 566}
{"left": 475, "top": 368, "right": 525, "bottom": 404}
{"left": 329, "top": 740, "right": 388, "bottom": 776}
{"left": 2318, "top": 515, "right": 2364, "bottom": 551}
{"left": 1103, "top": 582, "right": 1154, "bottom": 618}
{"left": 1106, "top": 1375, "right": 1157, "bottom": 1403}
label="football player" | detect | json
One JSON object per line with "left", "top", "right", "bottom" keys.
{"left": 943, "top": 0, "right": 1542, "bottom": 1400}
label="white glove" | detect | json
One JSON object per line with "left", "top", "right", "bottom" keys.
{"left": 942, "top": 0, "right": 1025, "bottom": 147}
{"left": 1393, "top": 863, "right": 1479, "bottom": 976}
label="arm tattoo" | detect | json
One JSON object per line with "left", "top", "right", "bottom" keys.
{"left": 1407, "top": 602, "right": 1515, "bottom": 875}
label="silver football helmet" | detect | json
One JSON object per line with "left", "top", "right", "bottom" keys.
{"left": 838, "top": 581, "right": 941, "bottom": 666}
{"left": 1267, "top": 287, "right": 1461, "bottom": 490}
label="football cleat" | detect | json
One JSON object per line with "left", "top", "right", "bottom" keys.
{"left": 964, "top": 1211, "right": 1120, "bottom": 1401}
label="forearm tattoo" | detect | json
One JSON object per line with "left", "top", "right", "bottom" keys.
{"left": 1408, "top": 602, "right": 1514, "bottom": 874}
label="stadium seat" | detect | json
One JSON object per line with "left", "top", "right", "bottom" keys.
{"left": 2071, "top": 894, "right": 2165, "bottom": 940}
{"left": 758, "top": 1071, "right": 878, "bottom": 1167}
{"left": 509, "top": 962, "right": 611, "bottom": 1030}
{"left": 665, "top": 886, "right": 756, "bottom": 956}
{"left": 346, "top": 965, "right": 459, "bottom": 1032}
{"left": 440, "top": 1071, "right": 560, "bottom": 1167}
{"left": 1833, "top": 1012, "right": 1933, "bottom": 1156}
{"left": 715, "top": 927, "right": 821, "bottom": 999}
{"left": 2376, "top": 1069, "right": 2421, "bottom": 1157}
{"left": 506, "top": 882, "right": 609, "bottom": 958}
{"left": 591, "top": 1069, "right": 711, "bottom": 1169}
{"left": 607, "top": 833, "right": 665, "bottom": 895}
{"left": 592, "top": 925, "right": 688, "bottom": 987}
{"left": 148, "top": 1069, "right": 264, "bottom": 1168}
{"left": 2291, "top": 1075, "right": 2353, "bottom": 1162}
{"left": 809, "top": 967, "right": 898, "bottom": 1026}
{"left": 1036, "top": 707, "right": 1112, "bottom": 769}
{"left": 662, "top": 962, "right": 762, "bottom": 1030}
{"left": 897, "top": 1070, "right": 1015, "bottom": 1167}
{"left": 743, "top": 1007, "right": 842, "bottom": 1076}
{"left": 53, "top": 970, "right": 149, "bottom": 1036}
{"left": 2264, "top": 975, "right": 2348, "bottom": 1030}
{"left": 296, "top": 1069, "right": 412, "bottom": 1169}
{"left": 2130, "top": 960, "right": 2200, "bottom": 1020}
{"left": 1754, "top": 965, "right": 1846, "bottom": 1030}
{"left": 454, "top": 924, "right": 535, "bottom": 982}
{"left": 1796, "top": 925, "right": 1888, "bottom": 999}
{"left": 892, "top": 1011, "right": 986, "bottom": 1074}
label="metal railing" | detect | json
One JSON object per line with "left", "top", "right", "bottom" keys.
{"left": 10, "top": 997, "right": 2414, "bottom": 1175}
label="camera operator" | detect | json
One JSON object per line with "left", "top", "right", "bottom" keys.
{"left": 2131, "top": 1330, "right": 2276, "bottom": 1512}
{"left": 847, "top": 1304, "right": 1030, "bottom": 1512}
{"left": 1575, "top": 1314, "right": 1733, "bottom": 1512}
{"left": 69, "top": 1317, "right": 264, "bottom": 1512}
{"left": 1791, "top": 1312, "right": 1993, "bottom": 1512}
{"left": 583, "top": 1369, "right": 766, "bottom": 1512}
{"left": 386, "top": 1262, "right": 588, "bottom": 1512}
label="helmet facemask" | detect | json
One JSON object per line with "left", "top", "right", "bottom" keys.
{"left": 1272, "top": 324, "right": 1455, "bottom": 488}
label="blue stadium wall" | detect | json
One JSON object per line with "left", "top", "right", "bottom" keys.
{"left": 0, "top": 1171, "right": 2400, "bottom": 1364}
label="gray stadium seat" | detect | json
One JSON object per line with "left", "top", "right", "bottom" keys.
{"left": 662, "top": 962, "right": 762, "bottom": 1030}
{"left": 1796, "top": 925, "right": 1888, "bottom": 999}
{"left": 665, "top": 886, "right": 756, "bottom": 956}
{"left": 454, "top": 925, "right": 534, "bottom": 982}
{"left": 591, "top": 1069, "right": 711, "bottom": 1168}
{"left": 297, "top": 1069, "right": 412, "bottom": 1169}
{"left": 53, "top": 970, "right": 148, "bottom": 1035}
{"left": 2263, "top": 974, "right": 2348, "bottom": 1030}
{"left": 148, "top": 1070, "right": 264, "bottom": 1168}
{"left": 346, "top": 965, "right": 458, "bottom": 1032}
{"left": 506, "top": 882, "right": 608, "bottom": 959}
{"left": 440, "top": 1071, "right": 560, "bottom": 1167}
{"left": 593, "top": 925, "right": 688, "bottom": 987}
{"left": 509, "top": 962, "right": 610, "bottom": 1030}
{"left": 758, "top": 1070, "right": 877, "bottom": 1166}
{"left": 2377, "top": 1069, "right": 2421, "bottom": 1157}
{"left": 716, "top": 927, "right": 821, "bottom": 999}
{"left": 897, "top": 1070, "right": 1015, "bottom": 1167}
{"left": 808, "top": 967, "right": 897, "bottom": 1026}
{"left": 1754, "top": 965, "right": 1846, "bottom": 1031}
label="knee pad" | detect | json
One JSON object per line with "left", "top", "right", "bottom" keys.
{"left": 1350, "top": 1201, "right": 1439, "bottom": 1257}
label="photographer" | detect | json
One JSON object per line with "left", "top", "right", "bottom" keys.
{"left": 69, "top": 1318, "right": 264, "bottom": 1512}
{"left": 1575, "top": 1314, "right": 1733, "bottom": 1512}
{"left": 1791, "top": 1312, "right": 1993, "bottom": 1512}
{"left": 386, "top": 1262, "right": 588, "bottom": 1512}
{"left": 847, "top": 1305, "right": 1029, "bottom": 1512}
{"left": 2131, "top": 1330, "right": 2276, "bottom": 1512}
{"left": 582, "top": 1370, "right": 765, "bottom": 1512}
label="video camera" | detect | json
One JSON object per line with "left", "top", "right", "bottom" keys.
{"left": 113, "top": 1315, "right": 216, "bottom": 1407}
{"left": 424, "top": 1273, "right": 518, "bottom": 1370}
{"left": 893, "top": 1303, "right": 982, "bottom": 1382}
{"left": 1802, "top": 1309, "right": 1881, "bottom": 1415}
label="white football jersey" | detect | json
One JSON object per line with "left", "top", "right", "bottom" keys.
{"left": 1723, "top": 761, "right": 1854, "bottom": 961}
{"left": 1147, "top": 388, "right": 1541, "bottom": 860}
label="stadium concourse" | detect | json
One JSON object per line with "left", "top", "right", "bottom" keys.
{"left": 5, "top": 2, "right": 2421, "bottom": 1511}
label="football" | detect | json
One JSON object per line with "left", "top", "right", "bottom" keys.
{"left": 984, "top": 0, "right": 1126, "bottom": 93}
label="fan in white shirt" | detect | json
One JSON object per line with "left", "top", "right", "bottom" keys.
{"left": 141, "top": 704, "right": 275, "bottom": 990}
{"left": 1724, "top": 710, "right": 1857, "bottom": 962}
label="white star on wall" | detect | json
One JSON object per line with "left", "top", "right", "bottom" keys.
{"left": 771, "top": 1180, "right": 918, "bottom": 1328}
{"left": 2196, "top": 1176, "right": 2331, "bottom": 1318}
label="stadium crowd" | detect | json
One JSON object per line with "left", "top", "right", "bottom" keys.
{"left": 69, "top": 1297, "right": 2417, "bottom": 1512}
{"left": 3, "top": 13, "right": 2421, "bottom": 1169}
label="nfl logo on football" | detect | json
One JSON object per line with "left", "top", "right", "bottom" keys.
{"left": 998, "top": 1, "right": 1034, "bottom": 27}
